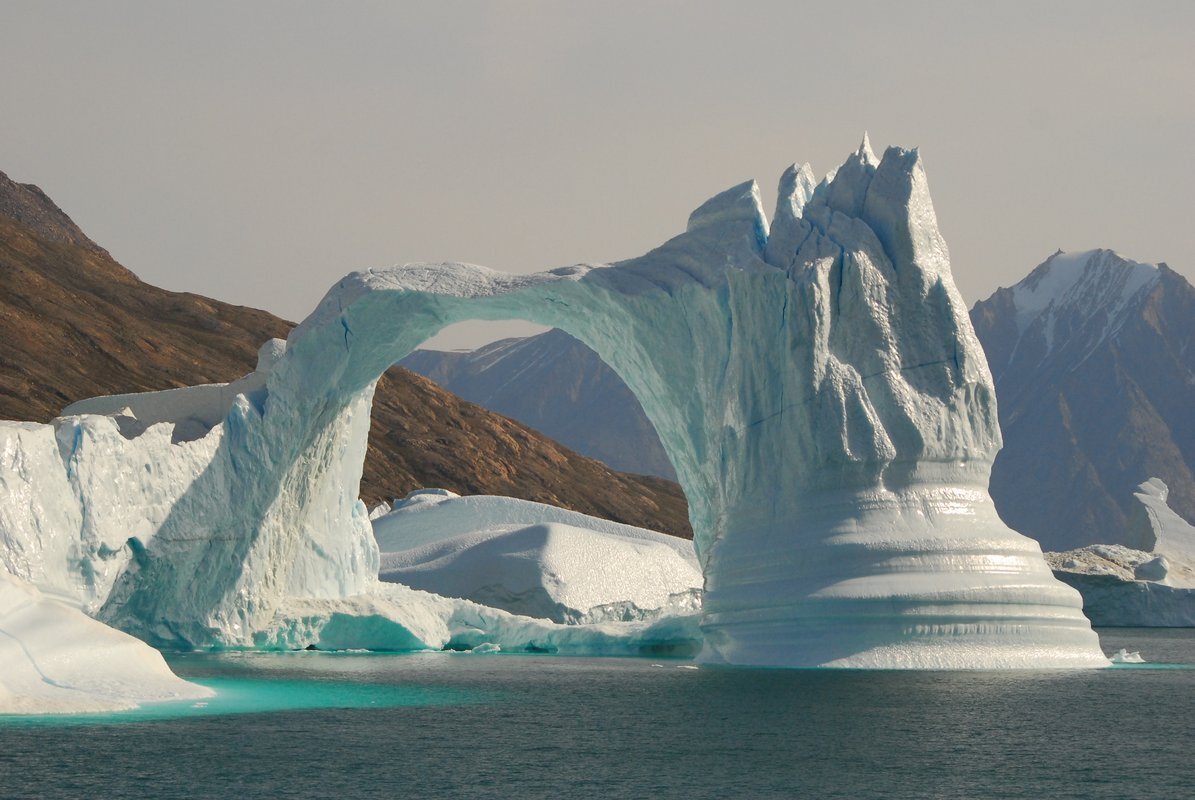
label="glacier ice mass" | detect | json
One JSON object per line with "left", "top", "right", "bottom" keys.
{"left": 0, "top": 140, "right": 1108, "bottom": 669}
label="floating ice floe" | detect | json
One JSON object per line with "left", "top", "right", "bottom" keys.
{"left": 1109, "top": 649, "right": 1146, "bottom": 664}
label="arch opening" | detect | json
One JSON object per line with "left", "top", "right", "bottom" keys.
{"left": 376, "top": 322, "right": 689, "bottom": 527}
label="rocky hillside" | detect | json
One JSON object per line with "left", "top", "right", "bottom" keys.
{"left": 971, "top": 249, "right": 1195, "bottom": 551}
{"left": 0, "top": 170, "right": 691, "bottom": 538}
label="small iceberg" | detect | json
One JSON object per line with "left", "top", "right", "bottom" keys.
{"left": 1109, "top": 648, "right": 1146, "bottom": 664}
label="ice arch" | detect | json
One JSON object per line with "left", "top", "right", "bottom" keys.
{"left": 105, "top": 141, "right": 1107, "bottom": 667}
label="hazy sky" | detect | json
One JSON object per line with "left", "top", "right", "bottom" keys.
{"left": 3, "top": 1, "right": 1192, "bottom": 349}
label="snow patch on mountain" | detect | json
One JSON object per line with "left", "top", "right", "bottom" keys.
{"left": 1008, "top": 249, "right": 1158, "bottom": 361}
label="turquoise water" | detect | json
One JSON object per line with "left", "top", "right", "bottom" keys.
{"left": 1, "top": 629, "right": 1193, "bottom": 799}
{"left": 0, "top": 675, "right": 483, "bottom": 728}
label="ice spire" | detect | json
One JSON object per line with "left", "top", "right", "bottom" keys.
{"left": 858, "top": 131, "right": 878, "bottom": 166}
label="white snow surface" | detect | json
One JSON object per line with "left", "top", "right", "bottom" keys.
{"left": 373, "top": 492, "right": 702, "bottom": 623}
{"left": 0, "top": 140, "right": 1108, "bottom": 670}
{"left": 374, "top": 490, "right": 696, "bottom": 561}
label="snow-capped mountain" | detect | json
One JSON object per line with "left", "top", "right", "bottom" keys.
{"left": 402, "top": 329, "right": 676, "bottom": 479}
{"left": 971, "top": 249, "right": 1195, "bottom": 551}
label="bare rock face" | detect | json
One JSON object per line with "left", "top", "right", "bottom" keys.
{"left": 0, "top": 170, "right": 105, "bottom": 252}
{"left": 972, "top": 250, "right": 1195, "bottom": 551}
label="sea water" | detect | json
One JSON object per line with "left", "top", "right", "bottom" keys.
{"left": 1, "top": 628, "right": 1192, "bottom": 800}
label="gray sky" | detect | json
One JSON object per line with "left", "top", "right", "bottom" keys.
{"left": 2, "top": 1, "right": 1192, "bottom": 350}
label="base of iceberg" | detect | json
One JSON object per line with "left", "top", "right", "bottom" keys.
{"left": 256, "top": 582, "right": 703, "bottom": 659}
{"left": 700, "top": 476, "right": 1108, "bottom": 668}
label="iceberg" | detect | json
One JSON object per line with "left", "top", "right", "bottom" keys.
{"left": 1109, "top": 648, "right": 1146, "bottom": 664}
{"left": 0, "top": 140, "right": 1107, "bottom": 669}
{"left": 1047, "top": 479, "right": 1195, "bottom": 626}
{"left": 373, "top": 490, "right": 702, "bottom": 623}
{"left": 1129, "top": 478, "right": 1195, "bottom": 565}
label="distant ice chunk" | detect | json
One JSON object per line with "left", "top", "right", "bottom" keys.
{"left": 1134, "top": 555, "right": 1170, "bottom": 582}
{"left": 1047, "top": 479, "right": 1195, "bottom": 625}
{"left": 1109, "top": 648, "right": 1145, "bottom": 664}
{"left": 373, "top": 493, "right": 702, "bottom": 623}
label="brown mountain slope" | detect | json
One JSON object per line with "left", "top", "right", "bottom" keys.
{"left": 0, "top": 170, "right": 692, "bottom": 538}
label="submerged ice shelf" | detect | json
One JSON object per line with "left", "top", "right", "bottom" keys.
{"left": 0, "top": 139, "right": 1108, "bottom": 679}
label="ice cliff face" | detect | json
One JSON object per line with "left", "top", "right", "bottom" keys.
{"left": 0, "top": 140, "right": 1107, "bottom": 668}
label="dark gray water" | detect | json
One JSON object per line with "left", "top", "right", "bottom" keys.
{"left": 1, "top": 628, "right": 1192, "bottom": 800}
